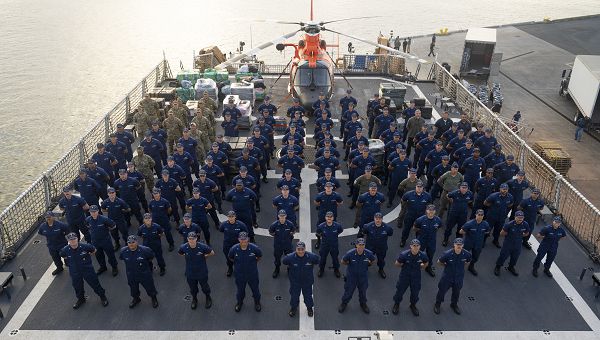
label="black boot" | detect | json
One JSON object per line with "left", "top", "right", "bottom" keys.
{"left": 273, "top": 267, "right": 280, "bottom": 278}
{"left": 532, "top": 267, "right": 539, "bottom": 277}
{"left": 450, "top": 304, "right": 461, "bottom": 315}
{"left": 114, "top": 242, "right": 121, "bottom": 252}
{"left": 425, "top": 266, "right": 436, "bottom": 277}
{"left": 72, "top": 298, "right": 86, "bottom": 309}
{"left": 434, "top": 302, "right": 441, "bottom": 314}
{"left": 392, "top": 303, "right": 400, "bottom": 315}
{"left": 543, "top": 268, "right": 553, "bottom": 278}
{"left": 307, "top": 306, "right": 314, "bottom": 317}
{"left": 317, "top": 268, "right": 324, "bottom": 277}
{"left": 151, "top": 295, "right": 159, "bottom": 308}
{"left": 52, "top": 267, "right": 64, "bottom": 276}
{"left": 315, "top": 238, "right": 320, "bottom": 249}
{"left": 96, "top": 266, "right": 107, "bottom": 275}
{"left": 129, "top": 297, "right": 141, "bottom": 308}
{"left": 507, "top": 266, "right": 519, "bottom": 276}
{"left": 112, "top": 267, "right": 119, "bottom": 277}
{"left": 191, "top": 296, "right": 198, "bottom": 310}
{"left": 205, "top": 294, "right": 212, "bottom": 309}
{"left": 254, "top": 299, "right": 262, "bottom": 312}
{"left": 494, "top": 265, "right": 501, "bottom": 276}
{"left": 100, "top": 295, "right": 109, "bottom": 307}
{"left": 235, "top": 302, "right": 243, "bottom": 312}
{"left": 410, "top": 303, "right": 420, "bottom": 316}
{"left": 442, "top": 237, "right": 448, "bottom": 247}
{"left": 334, "top": 268, "right": 341, "bottom": 278}
{"left": 159, "top": 267, "right": 166, "bottom": 276}
{"left": 468, "top": 262, "right": 478, "bottom": 276}
{"left": 360, "top": 303, "right": 370, "bottom": 314}
{"left": 288, "top": 307, "right": 297, "bottom": 317}
{"left": 227, "top": 265, "right": 233, "bottom": 277}
{"left": 378, "top": 269, "right": 386, "bottom": 279}
{"left": 338, "top": 302, "right": 347, "bottom": 313}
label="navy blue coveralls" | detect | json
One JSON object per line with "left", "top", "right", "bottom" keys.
{"left": 425, "top": 149, "right": 448, "bottom": 190}
{"left": 185, "top": 196, "right": 211, "bottom": 243}
{"left": 86, "top": 166, "right": 110, "bottom": 199}
{"left": 137, "top": 222, "right": 166, "bottom": 269}
{"left": 401, "top": 191, "right": 433, "bottom": 243}
{"left": 519, "top": 196, "right": 545, "bottom": 240}
{"left": 435, "top": 249, "right": 472, "bottom": 305}
{"left": 393, "top": 250, "right": 429, "bottom": 304}
{"left": 429, "top": 162, "right": 451, "bottom": 199}
{"left": 119, "top": 245, "right": 158, "bottom": 298}
{"left": 163, "top": 163, "right": 189, "bottom": 206}
{"left": 179, "top": 242, "right": 212, "bottom": 297}
{"left": 114, "top": 177, "right": 143, "bottom": 226}
{"left": 485, "top": 192, "right": 513, "bottom": 242}
{"left": 461, "top": 156, "right": 485, "bottom": 190}
{"left": 149, "top": 128, "right": 168, "bottom": 164}
{"left": 316, "top": 221, "right": 344, "bottom": 271}
{"left": 86, "top": 215, "right": 118, "bottom": 269}
{"left": 92, "top": 151, "right": 117, "bottom": 181}
{"left": 193, "top": 177, "right": 220, "bottom": 226}
{"left": 38, "top": 220, "right": 69, "bottom": 269}
{"left": 101, "top": 197, "right": 131, "bottom": 243}
{"left": 229, "top": 243, "right": 263, "bottom": 304}
{"left": 533, "top": 225, "right": 566, "bottom": 270}
{"left": 414, "top": 215, "right": 442, "bottom": 269}
{"left": 363, "top": 221, "right": 394, "bottom": 270}
{"left": 507, "top": 178, "right": 529, "bottom": 218}
{"left": 178, "top": 223, "right": 201, "bottom": 243}
{"left": 269, "top": 220, "right": 296, "bottom": 268}
{"left": 314, "top": 191, "right": 343, "bottom": 224}
{"left": 493, "top": 161, "right": 520, "bottom": 185}
{"left": 387, "top": 157, "right": 412, "bottom": 203}
{"left": 283, "top": 251, "right": 320, "bottom": 309}
{"left": 460, "top": 219, "right": 490, "bottom": 264}
{"left": 272, "top": 195, "right": 299, "bottom": 227}
{"left": 60, "top": 243, "right": 106, "bottom": 300}
{"left": 74, "top": 176, "right": 101, "bottom": 207}
{"left": 496, "top": 220, "right": 529, "bottom": 267}
{"left": 59, "top": 195, "right": 90, "bottom": 241}
{"left": 140, "top": 137, "right": 164, "bottom": 175}
{"left": 154, "top": 178, "right": 182, "bottom": 225}
{"left": 341, "top": 248, "right": 376, "bottom": 304}
{"left": 445, "top": 189, "right": 474, "bottom": 240}
{"left": 219, "top": 220, "right": 249, "bottom": 268}
{"left": 472, "top": 176, "right": 498, "bottom": 218}
{"left": 226, "top": 188, "right": 258, "bottom": 237}
{"left": 148, "top": 197, "right": 175, "bottom": 246}
{"left": 357, "top": 192, "right": 385, "bottom": 230}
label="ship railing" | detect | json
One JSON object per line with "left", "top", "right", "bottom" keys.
{"left": 433, "top": 62, "right": 600, "bottom": 259}
{"left": 0, "top": 59, "right": 172, "bottom": 262}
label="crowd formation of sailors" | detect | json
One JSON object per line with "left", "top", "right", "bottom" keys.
{"left": 38, "top": 90, "right": 566, "bottom": 317}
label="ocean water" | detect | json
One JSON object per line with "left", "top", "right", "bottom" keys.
{"left": 0, "top": 0, "right": 598, "bottom": 210}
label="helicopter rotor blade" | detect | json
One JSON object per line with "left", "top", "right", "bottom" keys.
{"left": 253, "top": 19, "right": 305, "bottom": 25}
{"left": 323, "top": 28, "right": 429, "bottom": 64}
{"left": 215, "top": 30, "right": 301, "bottom": 69}
{"left": 319, "top": 16, "right": 382, "bottom": 25}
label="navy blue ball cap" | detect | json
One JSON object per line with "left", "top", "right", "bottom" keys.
{"left": 187, "top": 232, "right": 198, "bottom": 239}
{"left": 325, "top": 211, "right": 334, "bottom": 217}
{"left": 499, "top": 183, "right": 508, "bottom": 189}
{"left": 356, "top": 238, "right": 366, "bottom": 246}
{"left": 127, "top": 235, "right": 137, "bottom": 243}
{"left": 89, "top": 205, "right": 99, "bottom": 212}
{"left": 410, "top": 239, "right": 421, "bottom": 246}
{"left": 227, "top": 210, "right": 236, "bottom": 217}
{"left": 553, "top": 216, "right": 562, "bottom": 222}
{"left": 296, "top": 241, "right": 306, "bottom": 249}
{"left": 374, "top": 212, "right": 383, "bottom": 218}
{"left": 278, "top": 209, "right": 287, "bottom": 216}
{"left": 238, "top": 232, "right": 249, "bottom": 240}
{"left": 183, "top": 213, "right": 192, "bottom": 219}
{"left": 44, "top": 211, "right": 54, "bottom": 218}
{"left": 143, "top": 213, "right": 152, "bottom": 219}
{"left": 453, "top": 238, "right": 464, "bottom": 245}
{"left": 66, "top": 232, "right": 78, "bottom": 241}
{"left": 515, "top": 211, "right": 524, "bottom": 217}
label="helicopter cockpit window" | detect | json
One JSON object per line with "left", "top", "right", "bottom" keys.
{"left": 295, "top": 66, "right": 330, "bottom": 87}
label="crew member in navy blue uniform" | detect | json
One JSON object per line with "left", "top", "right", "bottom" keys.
{"left": 313, "top": 95, "right": 331, "bottom": 117}
{"left": 339, "top": 89, "right": 358, "bottom": 138}
{"left": 415, "top": 131, "right": 438, "bottom": 178}
{"left": 314, "top": 182, "right": 343, "bottom": 249}
{"left": 424, "top": 141, "right": 448, "bottom": 190}
{"left": 203, "top": 155, "right": 226, "bottom": 203}
{"left": 257, "top": 95, "right": 277, "bottom": 115}
{"left": 459, "top": 210, "right": 490, "bottom": 275}
{"left": 115, "top": 123, "right": 135, "bottom": 161}
{"left": 113, "top": 169, "right": 143, "bottom": 227}
{"left": 272, "top": 186, "right": 299, "bottom": 228}
{"left": 518, "top": 188, "right": 544, "bottom": 249}
{"left": 178, "top": 213, "right": 201, "bottom": 244}
{"left": 311, "top": 148, "right": 340, "bottom": 178}
{"left": 461, "top": 148, "right": 485, "bottom": 190}
{"left": 316, "top": 212, "right": 344, "bottom": 278}
{"left": 86, "top": 206, "right": 119, "bottom": 276}
{"left": 269, "top": 210, "right": 296, "bottom": 278}
{"left": 222, "top": 112, "right": 239, "bottom": 137}
{"left": 484, "top": 183, "right": 514, "bottom": 248}
{"left": 532, "top": 216, "right": 566, "bottom": 278}
{"left": 140, "top": 132, "right": 164, "bottom": 176}
{"left": 387, "top": 149, "right": 411, "bottom": 206}
{"left": 60, "top": 233, "right": 108, "bottom": 309}
{"left": 429, "top": 155, "right": 451, "bottom": 200}
{"left": 443, "top": 182, "right": 474, "bottom": 246}
{"left": 73, "top": 169, "right": 101, "bottom": 208}
{"left": 185, "top": 188, "right": 212, "bottom": 244}
{"left": 38, "top": 212, "right": 70, "bottom": 275}
{"left": 149, "top": 121, "right": 168, "bottom": 164}
{"left": 229, "top": 232, "right": 263, "bottom": 312}
{"left": 472, "top": 168, "right": 497, "bottom": 218}
{"left": 494, "top": 211, "right": 529, "bottom": 276}
{"left": 414, "top": 205, "right": 442, "bottom": 277}
{"left": 223, "top": 97, "right": 241, "bottom": 122}
{"left": 206, "top": 144, "right": 229, "bottom": 195}
{"left": 92, "top": 143, "right": 118, "bottom": 180}
{"left": 106, "top": 133, "right": 128, "bottom": 170}
{"left": 445, "top": 127, "right": 464, "bottom": 153}
{"left": 374, "top": 107, "right": 395, "bottom": 139}
{"left": 367, "top": 93, "right": 381, "bottom": 139}
{"left": 164, "top": 154, "right": 189, "bottom": 199}
{"left": 127, "top": 162, "right": 148, "bottom": 212}
{"left": 433, "top": 238, "right": 472, "bottom": 315}
{"left": 315, "top": 109, "right": 334, "bottom": 135}
{"left": 392, "top": 239, "right": 429, "bottom": 316}
{"left": 283, "top": 241, "right": 320, "bottom": 317}
{"left": 484, "top": 144, "right": 506, "bottom": 174}
{"left": 178, "top": 231, "right": 214, "bottom": 309}
{"left": 58, "top": 187, "right": 90, "bottom": 242}
{"left": 363, "top": 212, "right": 394, "bottom": 278}
{"left": 193, "top": 170, "right": 221, "bottom": 225}
{"left": 356, "top": 182, "right": 385, "bottom": 232}
{"left": 342, "top": 104, "right": 360, "bottom": 141}
{"left": 137, "top": 213, "right": 166, "bottom": 275}
{"left": 226, "top": 180, "right": 258, "bottom": 243}
{"left": 474, "top": 128, "right": 497, "bottom": 157}
{"left": 86, "top": 159, "right": 110, "bottom": 199}
{"left": 434, "top": 111, "right": 453, "bottom": 139}
{"left": 493, "top": 154, "right": 520, "bottom": 184}
{"left": 345, "top": 128, "right": 369, "bottom": 161}
{"left": 279, "top": 169, "right": 302, "bottom": 197}
{"left": 155, "top": 170, "right": 183, "bottom": 227}
{"left": 338, "top": 238, "right": 376, "bottom": 314}
{"left": 119, "top": 235, "right": 159, "bottom": 308}
{"left": 102, "top": 187, "right": 133, "bottom": 250}
{"left": 349, "top": 148, "right": 377, "bottom": 198}
{"left": 249, "top": 127, "right": 271, "bottom": 182}
{"left": 278, "top": 148, "right": 305, "bottom": 180}
{"left": 507, "top": 170, "right": 529, "bottom": 219}
{"left": 219, "top": 211, "right": 247, "bottom": 272}
{"left": 316, "top": 167, "right": 340, "bottom": 192}
{"left": 400, "top": 181, "right": 433, "bottom": 246}
{"left": 148, "top": 188, "right": 175, "bottom": 250}
{"left": 254, "top": 117, "right": 275, "bottom": 161}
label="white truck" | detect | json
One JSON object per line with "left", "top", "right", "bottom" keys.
{"left": 561, "top": 55, "right": 600, "bottom": 125}
{"left": 459, "top": 28, "right": 497, "bottom": 79}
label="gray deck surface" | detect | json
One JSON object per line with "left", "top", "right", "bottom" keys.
{"left": 2, "top": 16, "right": 600, "bottom": 337}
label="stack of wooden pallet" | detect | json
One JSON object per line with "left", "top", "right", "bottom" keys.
{"left": 532, "top": 141, "right": 572, "bottom": 175}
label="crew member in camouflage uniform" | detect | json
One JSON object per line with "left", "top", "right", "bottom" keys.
{"left": 163, "top": 111, "right": 185, "bottom": 154}
{"left": 133, "top": 109, "right": 152, "bottom": 137}
{"left": 139, "top": 94, "right": 161, "bottom": 120}
{"left": 191, "top": 110, "right": 213, "bottom": 148}
{"left": 169, "top": 100, "right": 189, "bottom": 128}
{"left": 202, "top": 108, "right": 216, "bottom": 142}
{"left": 132, "top": 146, "right": 156, "bottom": 191}
{"left": 189, "top": 122, "right": 207, "bottom": 164}
{"left": 199, "top": 91, "right": 218, "bottom": 120}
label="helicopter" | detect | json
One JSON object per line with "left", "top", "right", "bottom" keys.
{"left": 215, "top": 0, "right": 428, "bottom": 109}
